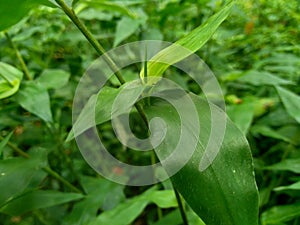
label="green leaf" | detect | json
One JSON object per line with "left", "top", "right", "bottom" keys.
{"left": 0, "top": 190, "right": 83, "bottom": 216}
{"left": 144, "top": 94, "right": 259, "bottom": 225}
{"left": 261, "top": 203, "right": 300, "bottom": 225}
{"left": 237, "top": 70, "right": 294, "bottom": 86}
{"left": 265, "top": 159, "right": 300, "bottom": 173}
{"left": 0, "top": 132, "right": 13, "bottom": 156}
{"left": 140, "top": 1, "right": 234, "bottom": 79}
{"left": 67, "top": 84, "right": 146, "bottom": 141}
{"left": 63, "top": 176, "right": 125, "bottom": 225}
{"left": 37, "top": 69, "right": 70, "bottom": 89}
{"left": 15, "top": 81, "right": 53, "bottom": 122}
{"left": 88, "top": 187, "right": 177, "bottom": 225}
{"left": 226, "top": 99, "right": 255, "bottom": 134}
{"left": 0, "top": 62, "right": 23, "bottom": 99}
{"left": 251, "top": 125, "right": 294, "bottom": 144}
{"left": 0, "top": 149, "right": 47, "bottom": 207}
{"left": 76, "top": 1, "right": 137, "bottom": 18}
{"left": 274, "top": 180, "right": 300, "bottom": 191}
{"left": 276, "top": 86, "right": 300, "bottom": 124}
{"left": 0, "top": 0, "right": 54, "bottom": 31}
{"left": 113, "top": 17, "right": 141, "bottom": 47}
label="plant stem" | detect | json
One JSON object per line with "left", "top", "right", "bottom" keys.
{"left": 43, "top": 166, "right": 82, "bottom": 193}
{"left": 174, "top": 188, "right": 189, "bottom": 225}
{"left": 54, "top": 0, "right": 149, "bottom": 128}
{"left": 0, "top": 135, "right": 82, "bottom": 193}
{"left": 54, "top": 0, "right": 125, "bottom": 84}
{"left": 55, "top": 1, "right": 189, "bottom": 223}
{"left": 4, "top": 32, "right": 32, "bottom": 80}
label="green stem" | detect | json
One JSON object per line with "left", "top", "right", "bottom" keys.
{"left": 4, "top": 32, "right": 32, "bottom": 80}
{"left": 43, "top": 167, "right": 82, "bottom": 193}
{"left": 0, "top": 135, "right": 82, "bottom": 193}
{"left": 54, "top": 0, "right": 149, "bottom": 127}
{"left": 54, "top": 0, "right": 125, "bottom": 84}
{"left": 54, "top": 2, "right": 188, "bottom": 223}
{"left": 174, "top": 188, "right": 189, "bottom": 225}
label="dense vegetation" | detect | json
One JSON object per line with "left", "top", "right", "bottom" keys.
{"left": 0, "top": 0, "right": 300, "bottom": 224}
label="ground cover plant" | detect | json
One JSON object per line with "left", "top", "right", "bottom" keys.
{"left": 0, "top": 0, "right": 300, "bottom": 224}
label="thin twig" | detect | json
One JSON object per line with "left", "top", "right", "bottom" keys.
{"left": 4, "top": 32, "right": 32, "bottom": 80}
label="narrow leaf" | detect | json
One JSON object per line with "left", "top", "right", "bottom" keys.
{"left": 0, "top": 132, "right": 13, "bottom": 156}
{"left": 237, "top": 70, "right": 294, "bottom": 86}
{"left": 261, "top": 203, "right": 300, "bottom": 225}
{"left": 265, "top": 159, "right": 300, "bottom": 173}
{"left": 276, "top": 86, "right": 300, "bottom": 124}
{"left": 140, "top": 1, "right": 234, "bottom": 79}
{"left": 0, "top": 190, "right": 83, "bottom": 216}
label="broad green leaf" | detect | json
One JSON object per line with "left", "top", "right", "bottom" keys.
{"left": 140, "top": 1, "right": 234, "bottom": 79}
{"left": 226, "top": 99, "right": 255, "bottom": 134}
{"left": 15, "top": 81, "right": 53, "bottom": 122}
{"left": 0, "top": 62, "right": 23, "bottom": 99}
{"left": 67, "top": 84, "right": 146, "bottom": 141}
{"left": 261, "top": 203, "right": 300, "bottom": 225}
{"left": 113, "top": 17, "right": 141, "bottom": 47}
{"left": 274, "top": 180, "right": 300, "bottom": 191}
{"left": 37, "top": 69, "right": 70, "bottom": 89}
{"left": 0, "top": 190, "right": 83, "bottom": 216}
{"left": 237, "top": 70, "right": 294, "bottom": 86}
{"left": 144, "top": 94, "right": 259, "bottom": 225}
{"left": 0, "top": 149, "right": 47, "bottom": 207}
{"left": 265, "top": 159, "right": 300, "bottom": 173}
{"left": 0, "top": 0, "right": 55, "bottom": 31}
{"left": 0, "top": 132, "right": 13, "bottom": 156}
{"left": 276, "top": 86, "right": 300, "bottom": 124}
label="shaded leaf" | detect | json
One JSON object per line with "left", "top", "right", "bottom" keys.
{"left": 67, "top": 84, "right": 146, "bottom": 141}
{"left": 276, "top": 86, "right": 300, "bottom": 124}
{"left": 274, "top": 181, "right": 300, "bottom": 191}
{"left": 77, "top": 1, "right": 137, "bottom": 18}
{"left": 0, "top": 190, "right": 83, "bottom": 216}
{"left": 88, "top": 187, "right": 177, "bottom": 225}
{"left": 237, "top": 71, "right": 294, "bottom": 86}
{"left": 0, "top": 62, "right": 23, "bottom": 99}
{"left": 251, "top": 125, "right": 294, "bottom": 144}
{"left": 0, "top": 132, "right": 13, "bottom": 156}
{"left": 37, "top": 69, "right": 70, "bottom": 89}
{"left": 226, "top": 99, "right": 255, "bottom": 134}
{"left": 113, "top": 17, "right": 141, "bottom": 47}
{"left": 15, "top": 81, "right": 53, "bottom": 122}
{"left": 0, "top": 149, "right": 47, "bottom": 207}
{"left": 0, "top": 0, "right": 55, "bottom": 31}
{"left": 265, "top": 159, "right": 300, "bottom": 173}
{"left": 261, "top": 203, "right": 300, "bottom": 225}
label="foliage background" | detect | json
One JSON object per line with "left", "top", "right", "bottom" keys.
{"left": 0, "top": 0, "right": 300, "bottom": 224}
